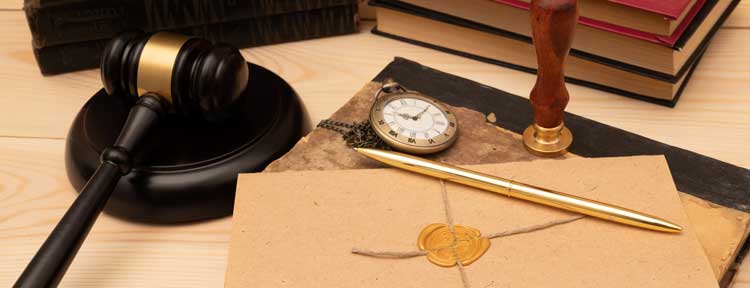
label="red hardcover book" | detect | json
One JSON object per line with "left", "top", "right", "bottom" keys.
{"left": 610, "top": 0, "right": 693, "bottom": 19}
{"left": 493, "top": 0, "right": 706, "bottom": 47}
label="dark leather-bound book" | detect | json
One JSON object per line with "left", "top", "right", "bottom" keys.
{"left": 266, "top": 57, "right": 750, "bottom": 287}
{"left": 24, "top": 0, "right": 357, "bottom": 47}
{"left": 33, "top": 4, "right": 359, "bottom": 75}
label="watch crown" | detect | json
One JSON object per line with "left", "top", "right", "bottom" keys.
{"left": 382, "top": 80, "right": 403, "bottom": 94}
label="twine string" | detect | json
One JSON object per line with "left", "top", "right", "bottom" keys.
{"left": 351, "top": 180, "right": 586, "bottom": 288}
{"left": 440, "top": 180, "right": 472, "bottom": 288}
{"left": 485, "top": 214, "right": 585, "bottom": 239}
{"left": 350, "top": 248, "right": 428, "bottom": 258}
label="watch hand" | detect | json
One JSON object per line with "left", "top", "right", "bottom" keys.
{"left": 397, "top": 113, "right": 412, "bottom": 120}
{"left": 413, "top": 107, "right": 430, "bottom": 120}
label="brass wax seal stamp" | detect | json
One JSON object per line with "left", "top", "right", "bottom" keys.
{"left": 417, "top": 223, "right": 490, "bottom": 267}
{"left": 522, "top": 0, "right": 578, "bottom": 158}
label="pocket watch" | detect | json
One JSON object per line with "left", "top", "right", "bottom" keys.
{"left": 369, "top": 81, "right": 458, "bottom": 154}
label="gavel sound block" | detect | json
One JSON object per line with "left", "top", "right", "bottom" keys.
{"left": 523, "top": 0, "right": 578, "bottom": 157}
{"left": 66, "top": 62, "right": 307, "bottom": 223}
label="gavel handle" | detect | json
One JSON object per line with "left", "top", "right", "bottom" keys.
{"left": 14, "top": 162, "right": 123, "bottom": 288}
{"left": 15, "top": 94, "right": 166, "bottom": 288}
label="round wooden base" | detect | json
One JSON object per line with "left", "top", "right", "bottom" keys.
{"left": 65, "top": 63, "right": 309, "bottom": 223}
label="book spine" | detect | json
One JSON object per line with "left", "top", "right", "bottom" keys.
{"left": 33, "top": 4, "right": 359, "bottom": 75}
{"left": 25, "top": 0, "right": 358, "bottom": 47}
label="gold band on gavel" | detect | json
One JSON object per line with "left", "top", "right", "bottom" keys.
{"left": 136, "top": 32, "right": 193, "bottom": 104}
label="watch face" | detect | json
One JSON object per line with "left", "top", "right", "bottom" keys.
{"left": 370, "top": 92, "right": 458, "bottom": 154}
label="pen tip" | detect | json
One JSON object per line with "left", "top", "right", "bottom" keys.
{"left": 352, "top": 147, "right": 360, "bottom": 152}
{"left": 657, "top": 221, "right": 683, "bottom": 233}
{"left": 669, "top": 224, "right": 683, "bottom": 233}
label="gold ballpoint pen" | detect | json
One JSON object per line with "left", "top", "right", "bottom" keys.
{"left": 354, "top": 148, "right": 682, "bottom": 233}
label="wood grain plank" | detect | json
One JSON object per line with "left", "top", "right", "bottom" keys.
{"left": 0, "top": 0, "right": 21, "bottom": 10}
{"left": 0, "top": 11, "right": 102, "bottom": 139}
{"left": 0, "top": 137, "right": 231, "bottom": 287}
{"left": 724, "top": 2, "right": 750, "bottom": 28}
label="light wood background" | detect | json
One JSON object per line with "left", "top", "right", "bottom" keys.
{"left": 0, "top": 2, "right": 748, "bottom": 287}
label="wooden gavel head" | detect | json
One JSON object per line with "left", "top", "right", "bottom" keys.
{"left": 523, "top": 0, "right": 578, "bottom": 157}
{"left": 100, "top": 32, "right": 249, "bottom": 118}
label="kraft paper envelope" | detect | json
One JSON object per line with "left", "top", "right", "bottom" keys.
{"left": 226, "top": 156, "right": 718, "bottom": 287}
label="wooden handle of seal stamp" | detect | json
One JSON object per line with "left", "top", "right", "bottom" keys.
{"left": 529, "top": 0, "right": 578, "bottom": 128}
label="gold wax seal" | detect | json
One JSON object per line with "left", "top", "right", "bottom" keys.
{"left": 417, "top": 223, "right": 490, "bottom": 267}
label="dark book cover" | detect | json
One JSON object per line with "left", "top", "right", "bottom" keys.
{"left": 24, "top": 0, "right": 358, "bottom": 47}
{"left": 33, "top": 4, "right": 359, "bottom": 75}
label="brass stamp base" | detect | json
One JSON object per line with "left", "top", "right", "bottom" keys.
{"left": 523, "top": 123, "right": 573, "bottom": 158}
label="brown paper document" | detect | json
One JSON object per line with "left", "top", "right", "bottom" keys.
{"left": 227, "top": 156, "right": 717, "bottom": 287}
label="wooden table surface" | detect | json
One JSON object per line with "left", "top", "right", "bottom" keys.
{"left": 1, "top": 2, "right": 748, "bottom": 287}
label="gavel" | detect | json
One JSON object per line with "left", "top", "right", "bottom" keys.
{"left": 15, "top": 32, "right": 249, "bottom": 288}
{"left": 523, "top": 0, "right": 578, "bottom": 157}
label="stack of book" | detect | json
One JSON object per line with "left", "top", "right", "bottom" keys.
{"left": 369, "top": 0, "right": 740, "bottom": 106}
{"left": 25, "top": 0, "right": 360, "bottom": 75}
